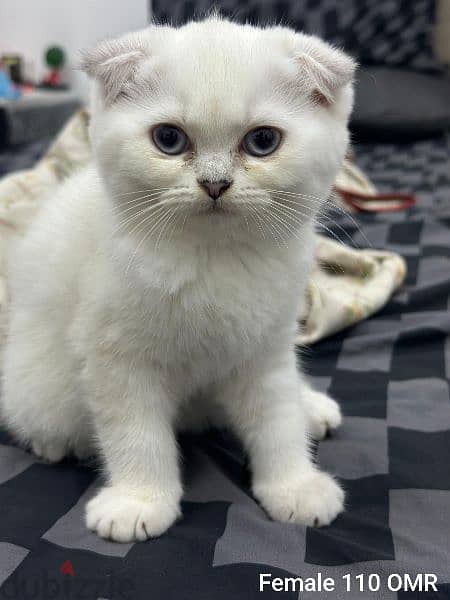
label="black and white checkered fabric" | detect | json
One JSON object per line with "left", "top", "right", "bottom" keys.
{"left": 0, "top": 134, "right": 449, "bottom": 598}
{"left": 152, "top": 0, "right": 441, "bottom": 72}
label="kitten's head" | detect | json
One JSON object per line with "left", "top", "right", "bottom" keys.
{"left": 82, "top": 17, "right": 355, "bottom": 245}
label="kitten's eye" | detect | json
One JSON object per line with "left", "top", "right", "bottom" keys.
{"left": 151, "top": 124, "right": 189, "bottom": 155}
{"left": 242, "top": 127, "right": 281, "bottom": 157}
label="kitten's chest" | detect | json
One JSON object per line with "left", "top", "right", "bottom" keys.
{"left": 143, "top": 244, "right": 306, "bottom": 363}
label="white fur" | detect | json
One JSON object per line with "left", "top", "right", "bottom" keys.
{"left": 1, "top": 18, "right": 355, "bottom": 541}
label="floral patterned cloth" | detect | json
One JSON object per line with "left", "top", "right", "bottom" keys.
{"left": 0, "top": 110, "right": 406, "bottom": 345}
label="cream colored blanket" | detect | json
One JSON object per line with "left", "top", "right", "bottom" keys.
{"left": 0, "top": 111, "right": 406, "bottom": 345}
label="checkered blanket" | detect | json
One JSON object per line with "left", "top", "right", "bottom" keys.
{"left": 0, "top": 135, "right": 449, "bottom": 599}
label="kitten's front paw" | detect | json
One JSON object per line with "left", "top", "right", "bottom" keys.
{"left": 305, "top": 390, "right": 342, "bottom": 440}
{"left": 254, "top": 470, "right": 344, "bottom": 527}
{"left": 85, "top": 486, "right": 181, "bottom": 542}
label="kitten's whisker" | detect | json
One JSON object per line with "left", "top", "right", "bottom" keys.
{"left": 112, "top": 186, "right": 181, "bottom": 198}
{"left": 269, "top": 195, "right": 360, "bottom": 248}
{"left": 317, "top": 214, "right": 361, "bottom": 249}
{"left": 248, "top": 204, "right": 271, "bottom": 242}
{"left": 125, "top": 205, "right": 175, "bottom": 273}
{"left": 263, "top": 206, "right": 304, "bottom": 244}
{"left": 167, "top": 207, "right": 185, "bottom": 246}
{"left": 271, "top": 190, "right": 372, "bottom": 248}
{"left": 167, "top": 208, "right": 184, "bottom": 246}
{"left": 266, "top": 192, "right": 322, "bottom": 208}
{"left": 268, "top": 193, "right": 323, "bottom": 209}
{"left": 113, "top": 207, "right": 154, "bottom": 237}
{"left": 249, "top": 200, "right": 285, "bottom": 246}
{"left": 112, "top": 201, "right": 167, "bottom": 235}
{"left": 267, "top": 201, "right": 348, "bottom": 250}
{"left": 259, "top": 207, "right": 291, "bottom": 247}
{"left": 245, "top": 204, "right": 268, "bottom": 242}
{"left": 259, "top": 210, "right": 284, "bottom": 247}
{"left": 137, "top": 206, "right": 173, "bottom": 243}
{"left": 180, "top": 211, "right": 189, "bottom": 235}
{"left": 264, "top": 187, "right": 373, "bottom": 249}
{"left": 268, "top": 194, "right": 317, "bottom": 220}
{"left": 314, "top": 221, "right": 350, "bottom": 249}
{"left": 243, "top": 213, "right": 251, "bottom": 234}
{"left": 269, "top": 197, "right": 314, "bottom": 217}
{"left": 326, "top": 197, "right": 374, "bottom": 249}
{"left": 127, "top": 204, "right": 170, "bottom": 239}
{"left": 112, "top": 194, "right": 166, "bottom": 217}
{"left": 254, "top": 201, "right": 295, "bottom": 246}
{"left": 265, "top": 215, "right": 289, "bottom": 247}
{"left": 264, "top": 205, "right": 302, "bottom": 242}
{"left": 270, "top": 197, "right": 354, "bottom": 246}
{"left": 154, "top": 207, "right": 179, "bottom": 252}
{"left": 243, "top": 206, "right": 257, "bottom": 238}
{"left": 268, "top": 192, "right": 352, "bottom": 231}
{"left": 116, "top": 202, "right": 170, "bottom": 239}
{"left": 263, "top": 188, "right": 327, "bottom": 204}
{"left": 114, "top": 191, "right": 167, "bottom": 207}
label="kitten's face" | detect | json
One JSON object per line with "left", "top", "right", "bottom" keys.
{"left": 84, "top": 19, "right": 355, "bottom": 244}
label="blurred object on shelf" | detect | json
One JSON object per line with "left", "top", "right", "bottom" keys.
{"left": 1, "top": 55, "right": 23, "bottom": 84}
{"left": 0, "top": 61, "right": 22, "bottom": 101}
{"left": 41, "top": 46, "right": 67, "bottom": 90}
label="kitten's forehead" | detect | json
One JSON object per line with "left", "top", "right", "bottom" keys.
{"left": 153, "top": 21, "right": 287, "bottom": 124}
{"left": 173, "top": 19, "right": 284, "bottom": 71}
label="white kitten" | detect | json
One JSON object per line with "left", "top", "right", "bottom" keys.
{"left": 1, "top": 17, "right": 354, "bottom": 542}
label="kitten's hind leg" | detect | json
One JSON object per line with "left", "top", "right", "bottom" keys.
{"left": 30, "top": 429, "right": 94, "bottom": 463}
{"left": 303, "top": 382, "right": 342, "bottom": 440}
{"left": 1, "top": 311, "right": 93, "bottom": 462}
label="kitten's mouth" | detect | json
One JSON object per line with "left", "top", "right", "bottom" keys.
{"left": 201, "top": 201, "right": 232, "bottom": 215}
{"left": 209, "top": 205, "right": 228, "bottom": 214}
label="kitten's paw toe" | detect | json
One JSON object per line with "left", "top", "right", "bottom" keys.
{"left": 31, "top": 439, "right": 67, "bottom": 463}
{"left": 85, "top": 486, "right": 181, "bottom": 542}
{"left": 255, "top": 470, "right": 344, "bottom": 527}
{"left": 305, "top": 390, "right": 342, "bottom": 440}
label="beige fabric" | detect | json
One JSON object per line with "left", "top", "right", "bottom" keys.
{"left": 298, "top": 237, "right": 406, "bottom": 344}
{"left": 335, "top": 157, "right": 377, "bottom": 197}
{"left": 0, "top": 111, "right": 406, "bottom": 345}
{"left": 435, "top": 0, "right": 450, "bottom": 66}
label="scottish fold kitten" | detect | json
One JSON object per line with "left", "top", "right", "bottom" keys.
{"left": 1, "top": 17, "right": 355, "bottom": 542}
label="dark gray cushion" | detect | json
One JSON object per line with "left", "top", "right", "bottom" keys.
{"left": 351, "top": 67, "right": 450, "bottom": 141}
{"left": 153, "top": 0, "right": 441, "bottom": 72}
{"left": 0, "top": 91, "right": 80, "bottom": 146}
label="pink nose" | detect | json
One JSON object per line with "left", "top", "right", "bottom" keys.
{"left": 199, "top": 180, "right": 232, "bottom": 200}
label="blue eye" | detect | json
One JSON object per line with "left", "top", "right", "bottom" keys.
{"left": 151, "top": 124, "right": 190, "bottom": 155}
{"left": 242, "top": 127, "right": 281, "bottom": 157}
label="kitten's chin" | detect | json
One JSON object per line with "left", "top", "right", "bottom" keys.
{"left": 202, "top": 205, "right": 232, "bottom": 216}
{"left": 196, "top": 201, "right": 235, "bottom": 217}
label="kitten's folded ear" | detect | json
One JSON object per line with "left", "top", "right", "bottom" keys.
{"left": 292, "top": 34, "right": 356, "bottom": 106}
{"left": 80, "top": 32, "right": 150, "bottom": 104}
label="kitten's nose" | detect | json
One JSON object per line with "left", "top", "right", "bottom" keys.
{"left": 198, "top": 180, "right": 232, "bottom": 200}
